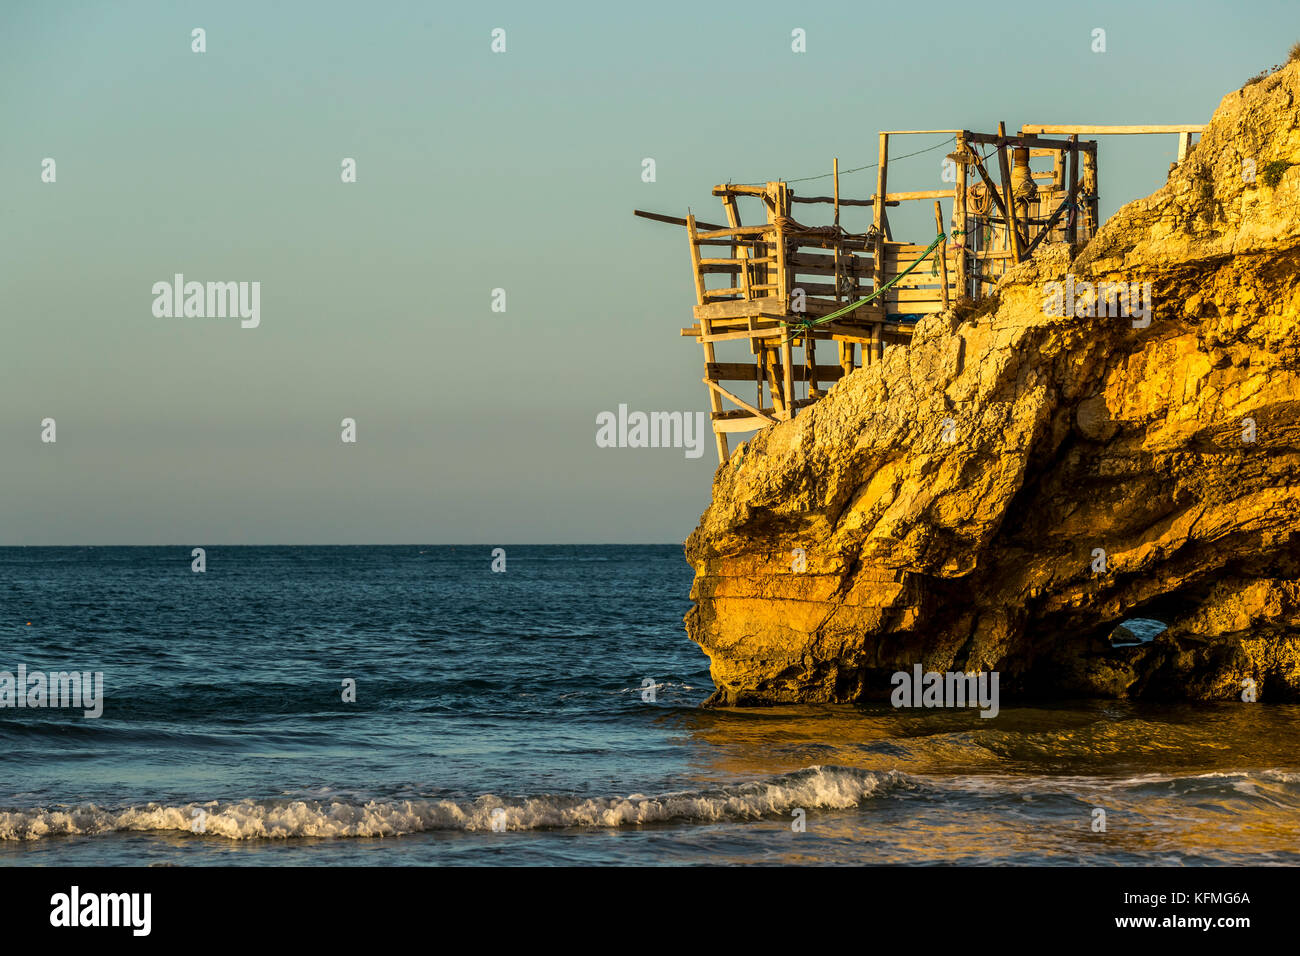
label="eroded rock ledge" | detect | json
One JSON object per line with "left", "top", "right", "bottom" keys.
{"left": 685, "top": 64, "right": 1300, "bottom": 705}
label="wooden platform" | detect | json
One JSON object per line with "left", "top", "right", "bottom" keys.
{"left": 637, "top": 121, "right": 1203, "bottom": 463}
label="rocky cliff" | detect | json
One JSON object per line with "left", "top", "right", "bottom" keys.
{"left": 685, "top": 63, "right": 1300, "bottom": 705}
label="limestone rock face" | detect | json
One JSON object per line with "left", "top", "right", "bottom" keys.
{"left": 685, "top": 64, "right": 1300, "bottom": 706}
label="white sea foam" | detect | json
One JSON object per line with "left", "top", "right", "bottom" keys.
{"left": 0, "top": 766, "right": 899, "bottom": 841}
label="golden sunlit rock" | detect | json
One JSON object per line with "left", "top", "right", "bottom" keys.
{"left": 686, "top": 63, "right": 1300, "bottom": 706}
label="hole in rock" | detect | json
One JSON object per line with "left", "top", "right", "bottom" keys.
{"left": 1108, "top": 617, "right": 1169, "bottom": 648}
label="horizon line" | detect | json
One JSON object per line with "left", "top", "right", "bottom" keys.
{"left": 0, "top": 542, "right": 686, "bottom": 548}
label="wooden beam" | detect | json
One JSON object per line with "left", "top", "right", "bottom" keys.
{"left": 712, "top": 398, "right": 820, "bottom": 423}
{"left": 694, "top": 326, "right": 786, "bottom": 344}
{"left": 703, "top": 379, "right": 778, "bottom": 424}
{"left": 788, "top": 251, "right": 873, "bottom": 275}
{"left": 692, "top": 299, "right": 789, "bottom": 321}
{"left": 697, "top": 224, "right": 772, "bottom": 240}
{"left": 633, "top": 209, "right": 727, "bottom": 231}
{"left": 1021, "top": 124, "right": 1205, "bottom": 135}
{"left": 712, "top": 416, "right": 769, "bottom": 434}
{"left": 884, "top": 189, "right": 956, "bottom": 202}
{"left": 707, "top": 362, "right": 843, "bottom": 382}
{"left": 789, "top": 195, "right": 896, "bottom": 207}
{"left": 711, "top": 184, "right": 770, "bottom": 196}
{"left": 966, "top": 131, "right": 1097, "bottom": 152}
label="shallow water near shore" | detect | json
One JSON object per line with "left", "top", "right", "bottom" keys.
{"left": 3, "top": 545, "right": 1298, "bottom": 866}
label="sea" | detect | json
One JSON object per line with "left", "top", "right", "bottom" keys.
{"left": 2, "top": 545, "right": 1298, "bottom": 866}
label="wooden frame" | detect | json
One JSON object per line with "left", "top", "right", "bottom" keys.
{"left": 637, "top": 119, "right": 1192, "bottom": 462}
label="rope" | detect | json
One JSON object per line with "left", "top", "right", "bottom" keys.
{"left": 735, "top": 136, "right": 956, "bottom": 187}
{"left": 781, "top": 230, "right": 947, "bottom": 331}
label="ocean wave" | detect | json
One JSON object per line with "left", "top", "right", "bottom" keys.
{"left": 0, "top": 766, "right": 902, "bottom": 841}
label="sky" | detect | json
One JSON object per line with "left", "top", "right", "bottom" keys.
{"left": 1, "top": 0, "right": 1293, "bottom": 544}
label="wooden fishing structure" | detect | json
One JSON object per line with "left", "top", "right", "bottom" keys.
{"left": 637, "top": 122, "right": 1205, "bottom": 464}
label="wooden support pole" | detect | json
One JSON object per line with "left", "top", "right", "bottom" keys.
{"left": 781, "top": 332, "right": 795, "bottom": 421}
{"left": 687, "top": 214, "right": 730, "bottom": 464}
{"left": 772, "top": 182, "right": 789, "bottom": 309}
{"left": 1082, "top": 147, "right": 1099, "bottom": 237}
{"left": 833, "top": 157, "right": 840, "bottom": 228}
{"left": 996, "top": 122, "right": 1023, "bottom": 263}
{"left": 703, "top": 379, "right": 778, "bottom": 425}
{"left": 806, "top": 332, "right": 819, "bottom": 399}
{"left": 954, "top": 132, "right": 969, "bottom": 301}
{"left": 763, "top": 345, "right": 784, "bottom": 417}
{"left": 933, "top": 201, "right": 950, "bottom": 311}
{"left": 873, "top": 133, "right": 889, "bottom": 318}
{"left": 1066, "top": 136, "right": 1079, "bottom": 248}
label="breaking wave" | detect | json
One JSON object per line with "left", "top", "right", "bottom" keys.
{"left": 0, "top": 766, "right": 904, "bottom": 841}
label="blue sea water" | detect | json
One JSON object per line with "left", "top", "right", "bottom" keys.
{"left": 2, "top": 545, "right": 1299, "bottom": 866}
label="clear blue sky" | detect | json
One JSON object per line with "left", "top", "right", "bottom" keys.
{"left": 1, "top": 0, "right": 1292, "bottom": 544}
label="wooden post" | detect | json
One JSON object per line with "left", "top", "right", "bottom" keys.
{"left": 1083, "top": 145, "right": 1099, "bottom": 238}
{"left": 996, "top": 122, "right": 1022, "bottom": 263}
{"left": 873, "top": 134, "right": 889, "bottom": 347}
{"left": 875, "top": 133, "right": 890, "bottom": 242}
{"left": 953, "top": 132, "right": 969, "bottom": 301}
{"left": 934, "top": 201, "right": 950, "bottom": 311}
{"left": 764, "top": 345, "right": 785, "bottom": 417}
{"left": 772, "top": 182, "right": 789, "bottom": 309}
{"left": 831, "top": 155, "right": 841, "bottom": 392}
{"left": 1066, "top": 136, "right": 1079, "bottom": 248}
{"left": 780, "top": 332, "right": 795, "bottom": 421}
{"left": 1177, "top": 131, "right": 1190, "bottom": 164}
{"left": 833, "top": 157, "right": 840, "bottom": 228}
{"left": 806, "top": 333, "right": 818, "bottom": 399}
{"left": 687, "top": 214, "right": 729, "bottom": 464}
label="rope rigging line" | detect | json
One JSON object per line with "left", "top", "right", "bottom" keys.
{"left": 734, "top": 136, "right": 956, "bottom": 187}
{"left": 780, "top": 230, "right": 947, "bottom": 331}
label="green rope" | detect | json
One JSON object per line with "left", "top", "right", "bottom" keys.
{"left": 781, "top": 230, "right": 947, "bottom": 331}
